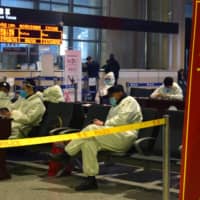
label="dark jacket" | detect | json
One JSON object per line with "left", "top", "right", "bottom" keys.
{"left": 106, "top": 58, "right": 120, "bottom": 80}
{"left": 86, "top": 61, "right": 99, "bottom": 78}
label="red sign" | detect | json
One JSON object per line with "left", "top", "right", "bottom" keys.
{"left": 179, "top": 1, "right": 200, "bottom": 199}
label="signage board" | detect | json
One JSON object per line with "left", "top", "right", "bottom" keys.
{"left": 0, "top": 22, "right": 62, "bottom": 45}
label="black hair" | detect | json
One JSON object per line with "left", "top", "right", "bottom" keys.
{"left": 164, "top": 77, "right": 173, "bottom": 87}
{"left": 86, "top": 56, "right": 92, "bottom": 61}
{"left": 23, "top": 78, "right": 36, "bottom": 90}
{"left": 0, "top": 81, "right": 10, "bottom": 92}
{"left": 108, "top": 84, "right": 125, "bottom": 95}
{"left": 110, "top": 54, "right": 114, "bottom": 59}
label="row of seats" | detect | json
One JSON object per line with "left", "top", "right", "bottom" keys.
{"left": 28, "top": 102, "right": 110, "bottom": 137}
{"left": 130, "top": 87, "right": 155, "bottom": 98}
{"left": 28, "top": 102, "right": 184, "bottom": 161}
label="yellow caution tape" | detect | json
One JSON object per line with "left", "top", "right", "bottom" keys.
{"left": 0, "top": 118, "right": 166, "bottom": 148}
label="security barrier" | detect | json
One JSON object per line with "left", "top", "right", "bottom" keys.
{"left": 0, "top": 118, "right": 165, "bottom": 148}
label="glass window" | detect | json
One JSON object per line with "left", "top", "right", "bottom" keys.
{"left": 0, "top": 44, "right": 38, "bottom": 70}
{"left": 59, "top": 40, "right": 68, "bottom": 56}
{"left": 73, "top": 41, "right": 99, "bottom": 61}
{"left": 52, "top": 0, "right": 68, "bottom": 3}
{"left": 74, "top": 0, "right": 101, "bottom": 7}
{"left": 62, "top": 26, "right": 69, "bottom": 40}
{"left": 39, "top": 3, "right": 51, "bottom": 10}
{"left": 1, "top": 0, "right": 34, "bottom": 9}
{"left": 74, "top": 7, "right": 101, "bottom": 15}
{"left": 73, "top": 27, "right": 99, "bottom": 41}
{"left": 185, "top": 4, "right": 192, "bottom": 18}
{"left": 0, "top": 0, "right": 102, "bottom": 70}
{"left": 40, "top": 1, "right": 69, "bottom": 12}
{"left": 51, "top": 3, "right": 68, "bottom": 12}
{"left": 41, "top": 0, "right": 68, "bottom": 2}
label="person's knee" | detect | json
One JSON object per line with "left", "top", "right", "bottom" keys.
{"left": 64, "top": 140, "right": 80, "bottom": 156}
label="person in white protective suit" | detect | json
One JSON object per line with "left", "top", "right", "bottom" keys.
{"left": 1, "top": 78, "right": 46, "bottom": 138}
{"left": 95, "top": 72, "right": 115, "bottom": 104}
{"left": 150, "top": 76, "right": 183, "bottom": 100}
{"left": 0, "top": 81, "right": 11, "bottom": 110}
{"left": 43, "top": 85, "right": 65, "bottom": 103}
{"left": 49, "top": 84, "right": 143, "bottom": 191}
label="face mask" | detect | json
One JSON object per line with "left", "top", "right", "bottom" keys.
{"left": 104, "top": 79, "right": 112, "bottom": 86}
{"left": 19, "top": 90, "right": 28, "bottom": 98}
{"left": 109, "top": 97, "right": 117, "bottom": 106}
{"left": 165, "top": 88, "right": 171, "bottom": 93}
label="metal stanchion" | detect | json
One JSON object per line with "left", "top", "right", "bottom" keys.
{"left": 163, "top": 115, "right": 170, "bottom": 200}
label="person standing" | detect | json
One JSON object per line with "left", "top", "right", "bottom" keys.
{"left": 85, "top": 56, "right": 100, "bottom": 101}
{"left": 106, "top": 54, "right": 120, "bottom": 85}
{"left": 95, "top": 72, "right": 115, "bottom": 104}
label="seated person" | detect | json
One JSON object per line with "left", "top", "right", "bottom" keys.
{"left": 95, "top": 72, "right": 115, "bottom": 104}
{"left": 43, "top": 85, "right": 65, "bottom": 103}
{"left": 50, "top": 85, "right": 143, "bottom": 191}
{"left": 150, "top": 77, "right": 183, "bottom": 100}
{"left": 1, "top": 78, "right": 46, "bottom": 138}
{"left": 0, "top": 81, "right": 11, "bottom": 110}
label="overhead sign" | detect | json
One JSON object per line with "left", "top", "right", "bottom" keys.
{"left": 0, "top": 22, "right": 62, "bottom": 45}
{"left": 179, "top": 1, "right": 200, "bottom": 200}
{"left": 0, "top": 7, "right": 17, "bottom": 20}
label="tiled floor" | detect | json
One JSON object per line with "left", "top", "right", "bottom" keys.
{"left": 0, "top": 163, "right": 179, "bottom": 200}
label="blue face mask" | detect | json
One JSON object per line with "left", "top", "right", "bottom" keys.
{"left": 165, "top": 88, "right": 171, "bottom": 93}
{"left": 109, "top": 97, "right": 117, "bottom": 106}
{"left": 104, "top": 79, "right": 112, "bottom": 86}
{"left": 19, "top": 90, "right": 28, "bottom": 98}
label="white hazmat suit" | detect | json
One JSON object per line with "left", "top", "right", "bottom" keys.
{"left": 43, "top": 85, "right": 65, "bottom": 103}
{"left": 65, "top": 96, "right": 142, "bottom": 176}
{"left": 95, "top": 72, "right": 115, "bottom": 104}
{"left": 10, "top": 92, "right": 46, "bottom": 138}
{"left": 150, "top": 82, "right": 183, "bottom": 100}
{"left": 0, "top": 91, "right": 11, "bottom": 109}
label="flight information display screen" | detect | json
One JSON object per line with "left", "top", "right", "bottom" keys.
{"left": 0, "top": 22, "right": 62, "bottom": 45}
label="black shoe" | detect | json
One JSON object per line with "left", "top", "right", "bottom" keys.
{"left": 75, "top": 176, "right": 98, "bottom": 191}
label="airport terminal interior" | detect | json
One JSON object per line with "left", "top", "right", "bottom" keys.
{"left": 0, "top": 0, "right": 193, "bottom": 199}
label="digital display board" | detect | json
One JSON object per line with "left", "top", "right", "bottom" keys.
{"left": 0, "top": 22, "right": 62, "bottom": 45}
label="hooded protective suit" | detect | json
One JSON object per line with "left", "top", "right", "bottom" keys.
{"left": 43, "top": 85, "right": 64, "bottom": 103}
{"left": 150, "top": 82, "right": 183, "bottom": 100}
{"left": 65, "top": 96, "right": 142, "bottom": 176}
{"left": 95, "top": 72, "right": 115, "bottom": 104}
{"left": 0, "top": 91, "right": 11, "bottom": 110}
{"left": 10, "top": 92, "right": 46, "bottom": 138}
